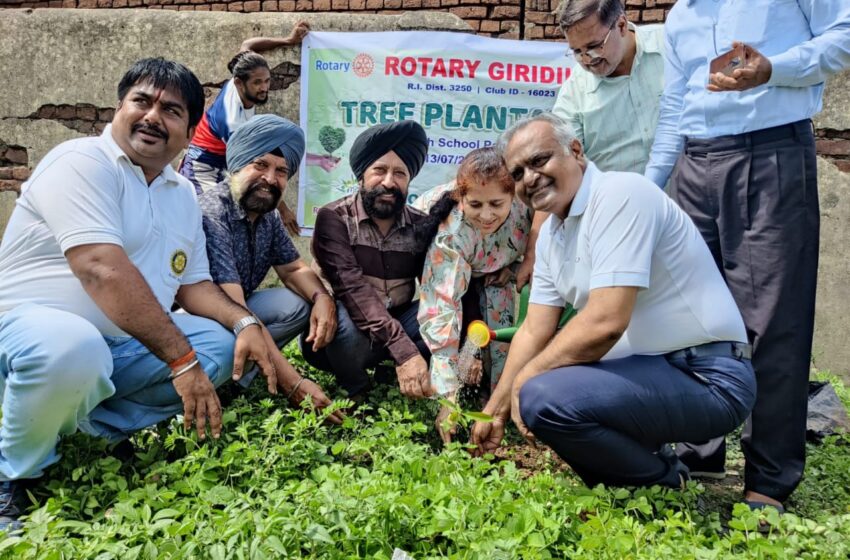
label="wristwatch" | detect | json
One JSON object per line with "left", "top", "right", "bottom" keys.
{"left": 232, "top": 315, "right": 261, "bottom": 336}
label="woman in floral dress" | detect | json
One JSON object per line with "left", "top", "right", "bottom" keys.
{"left": 414, "top": 147, "right": 532, "bottom": 441}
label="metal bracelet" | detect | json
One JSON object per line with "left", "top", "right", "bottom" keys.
{"left": 287, "top": 377, "right": 306, "bottom": 400}
{"left": 170, "top": 358, "right": 199, "bottom": 380}
{"left": 232, "top": 315, "right": 261, "bottom": 337}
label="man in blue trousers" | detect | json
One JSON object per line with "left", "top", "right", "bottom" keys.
{"left": 0, "top": 58, "right": 274, "bottom": 532}
{"left": 470, "top": 113, "right": 756, "bottom": 490}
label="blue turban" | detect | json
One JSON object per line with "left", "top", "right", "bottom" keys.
{"left": 226, "top": 114, "right": 305, "bottom": 176}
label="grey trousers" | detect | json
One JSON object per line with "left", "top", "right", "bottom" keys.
{"left": 669, "top": 120, "right": 819, "bottom": 502}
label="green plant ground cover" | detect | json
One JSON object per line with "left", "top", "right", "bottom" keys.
{"left": 3, "top": 345, "right": 849, "bottom": 559}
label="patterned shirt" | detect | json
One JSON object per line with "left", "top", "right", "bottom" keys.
{"left": 312, "top": 192, "right": 429, "bottom": 365}
{"left": 199, "top": 181, "right": 299, "bottom": 298}
{"left": 414, "top": 183, "right": 531, "bottom": 395}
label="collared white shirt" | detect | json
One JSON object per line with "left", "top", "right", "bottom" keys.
{"left": 645, "top": 0, "right": 850, "bottom": 187}
{"left": 531, "top": 161, "right": 747, "bottom": 357}
{"left": 554, "top": 23, "right": 665, "bottom": 174}
{"left": 0, "top": 125, "right": 210, "bottom": 335}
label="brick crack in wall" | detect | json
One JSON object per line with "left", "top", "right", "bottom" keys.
{"left": 15, "top": 104, "right": 116, "bottom": 135}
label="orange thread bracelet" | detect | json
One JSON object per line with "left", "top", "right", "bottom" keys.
{"left": 168, "top": 349, "right": 196, "bottom": 371}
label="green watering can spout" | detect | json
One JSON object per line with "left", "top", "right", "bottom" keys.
{"left": 467, "top": 285, "right": 576, "bottom": 347}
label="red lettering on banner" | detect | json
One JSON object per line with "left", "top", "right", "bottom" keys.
{"left": 466, "top": 60, "right": 481, "bottom": 77}
{"left": 400, "top": 57, "right": 417, "bottom": 76}
{"left": 418, "top": 57, "right": 433, "bottom": 75}
{"left": 432, "top": 58, "right": 447, "bottom": 78}
{"left": 515, "top": 64, "right": 530, "bottom": 82}
{"left": 448, "top": 59, "right": 465, "bottom": 78}
{"left": 386, "top": 56, "right": 400, "bottom": 75}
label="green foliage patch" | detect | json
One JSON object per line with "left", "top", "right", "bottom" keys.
{"left": 2, "top": 355, "right": 850, "bottom": 558}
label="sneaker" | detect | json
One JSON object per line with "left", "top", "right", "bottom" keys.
{"left": 0, "top": 480, "right": 25, "bottom": 533}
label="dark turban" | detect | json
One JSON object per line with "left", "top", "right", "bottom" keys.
{"left": 349, "top": 120, "right": 428, "bottom": 181}
{"left": 226, "top": 114, "right": 305, "bottom": 176}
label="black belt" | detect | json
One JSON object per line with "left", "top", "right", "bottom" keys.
{"left": 684, "top": 119, "right": 812, "bottom": 156}
{"left": 666, "top": 341, "right": 751, "bottom": 362}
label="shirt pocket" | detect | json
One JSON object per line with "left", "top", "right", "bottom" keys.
{"left": 716, "top": 0, "right": 801, "bottom": 53}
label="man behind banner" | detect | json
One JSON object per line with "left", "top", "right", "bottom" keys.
{"left": 179, "top": 21, "right": 310, "bottom": 236}
{"left": 470, "top": 113, "right": 756, "bottom": 490}
{"left": 0, "top": 58, "right": 274, "bottom": 532}
{"left": 552, "top": 0, "right": 664, "bottom": 174}
{"left": 303, "top": 121, "right": 434, "bottom": 401}
{"left": 198, "top": 114, "right": 342, "bottom": 424}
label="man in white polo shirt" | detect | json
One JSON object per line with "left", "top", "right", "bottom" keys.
{"left": 470, "top": 113, "right": 756, "bottom": 489}
{"left": 0, "top": 58, "right": 274, "bottom": 532}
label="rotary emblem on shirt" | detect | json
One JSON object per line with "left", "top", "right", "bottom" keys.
{"left": 170, "top": 250, "right": 188, "bottom": 276}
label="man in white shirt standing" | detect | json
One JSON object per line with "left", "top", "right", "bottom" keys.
{"left": 552, "top": 0, "right": 664, "bottom": 174}
{"left": 470, "top": 113, "right": 756, "bottom": 490}
{"left": 0, "top": 58, "right": 274, "bottom": 532}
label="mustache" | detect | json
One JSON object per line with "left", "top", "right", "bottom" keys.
{"left": 132, "top": 123, "right": 168, "bottom": 141}
{"left": 245, "top": 179, "right": 282, "bottom": 200}
{"left": 369, "top": 186, "right": 403, "bottom": 199}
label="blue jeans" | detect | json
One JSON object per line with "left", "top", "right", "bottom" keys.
{"left": 519, "top": 352, "right": 756, "bottom": 489}
{"left": 237, "top": 287, "right": 310, "bottom": 388}
{"left": 300, "top": 301, "right": 430, "bottom": 396}
{"left": 0, "top": 303, "right": 235, "bottom": 481}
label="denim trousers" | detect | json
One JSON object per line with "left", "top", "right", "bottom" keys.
{"left": 519, "top": 352, "right": 756, "bottom": 489}
{"left": 300, "top": 301, "right": 430, "bottom": 396}
{"left": 0, "top": 303, "right": 235, "bottom": 481}
{"left": 237, "top": 287, "right": 310, "bottom": 388}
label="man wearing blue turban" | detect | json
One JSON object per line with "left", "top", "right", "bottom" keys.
{"left": 198, "top": 114, "right": 343, "bottom": 423}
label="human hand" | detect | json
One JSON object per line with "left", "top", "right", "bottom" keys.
{"left": 395, "top": 355, "right": 435, "bottom": 399}
{"left": 172, "top": 364, "right": 223, "bottom": 440}
{"left": 306, "top": 153, "right": 342, "bottom": 173}
{"left": 288, "top": 21, "right": 311, "bottom": 43}
{"left": 510, "top": 370, "right": 537, "bottom": 445}
{"left": 231, "top": 322, "right": 276, "bottom": 392}
{"left": 470, "top": 414, "right": 507, "bottom": 456}
{"left": 305, "top": 293, "right": 336, "bottom": 351}
{"left": 280, "top": 203, "right": 300, "bottom": 238}
{"left": 466, "top": 357, "right": 483, "bottom": 386}
{"left": 515, "top": 257, "right": 534, "bottom": 291}
{"left": 485, "top": 266, "right": 514, "bottom": 288}
{"left": 708, "top": 42, "right": 772, "bottom": 92}
{"left": 284, "top": 376, "right": 345, "bottom": 425}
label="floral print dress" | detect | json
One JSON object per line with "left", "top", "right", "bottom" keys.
{"left": 414, "top": 183, "right": 531, "bottom": 395}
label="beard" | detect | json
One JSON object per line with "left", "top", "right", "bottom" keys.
{"left": 238, "top": 178, "right": 282, "bottom": 215}
{"left": 361, "top": 185, "right": 406, "bottom": 219}
{"left": 243, "top": 89, "right": 268, "bottom": 106}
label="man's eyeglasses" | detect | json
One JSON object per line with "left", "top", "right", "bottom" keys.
{"left": 566, "top": 21, "right": 617, "bottom": 60}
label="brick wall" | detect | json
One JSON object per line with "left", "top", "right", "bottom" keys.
{"left": 2, "top": 0, "right": 678, "bottom": 40}
{"left": 3, "top": 0, "right": 850, "bottom": 169}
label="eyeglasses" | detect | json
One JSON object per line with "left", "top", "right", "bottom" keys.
{"left": 566, "top": 21, "right": 617, "bottom": 60}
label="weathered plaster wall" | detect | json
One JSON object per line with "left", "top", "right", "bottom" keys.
{"left": 1, "top": 7, "right": 849, "bottom": 380}
{"left": 0, "top": 8, "right": 468, "bottom": 251}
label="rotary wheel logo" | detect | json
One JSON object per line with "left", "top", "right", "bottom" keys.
{"left": 170, "top": 249, "right": 188, "bottom": 276}
{"left": 352, "top": 53, "right": 375, "bottom": 78}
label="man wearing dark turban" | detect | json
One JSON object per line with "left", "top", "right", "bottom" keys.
{"left": 304, "top": 120, "right": 435, "bottom": 401}
{"left": 198, "top": 114, "right": 343, "bottom": 424}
